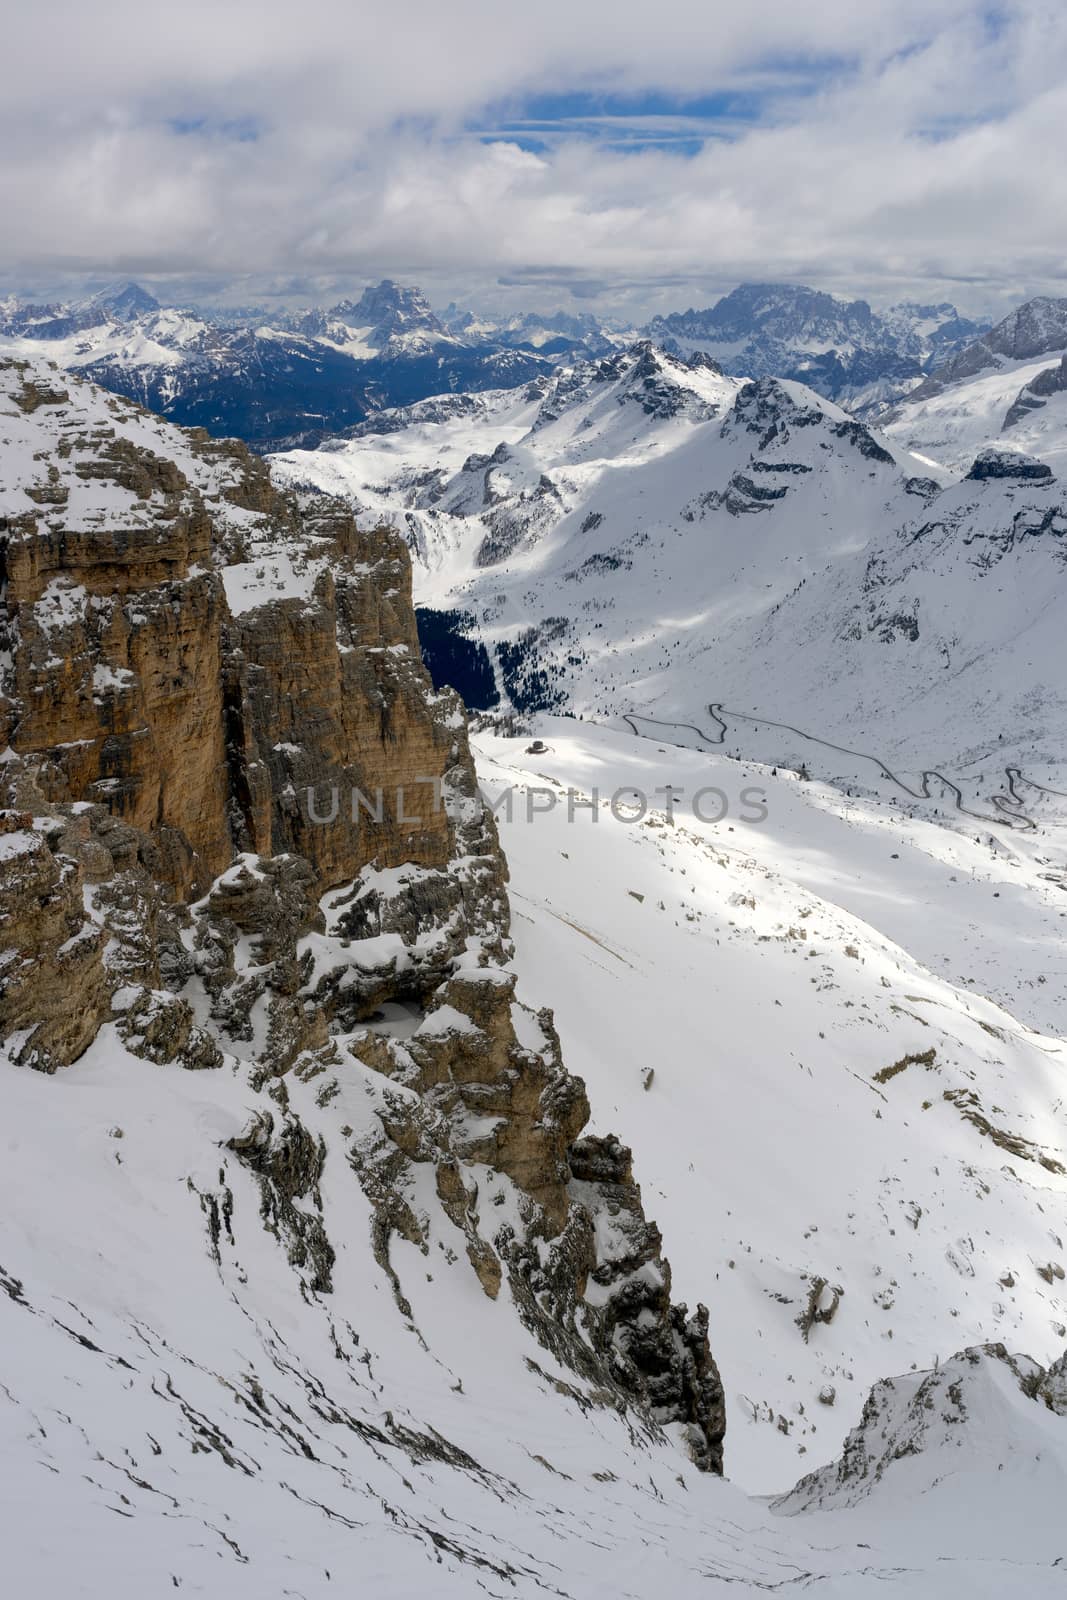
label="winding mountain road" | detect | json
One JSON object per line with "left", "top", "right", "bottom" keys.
{"left": 622, "top": 705, "right": 1067, "bottom": 834}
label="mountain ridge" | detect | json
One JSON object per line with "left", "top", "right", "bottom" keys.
{"left": 0, "top": 275, "right": 993, "bottom": 448}
{"left": 645, "top": 282, "right": 988, "bottom": 408}
{"left": 882, "top": 296, "right": 1067, "bottom": 474}
{"left": 272, "top": 337, "right": 1067, "bottom": 828}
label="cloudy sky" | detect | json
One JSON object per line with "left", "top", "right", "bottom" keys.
{"left": 3, "top": 1, "right": 1064, "bottom": 318}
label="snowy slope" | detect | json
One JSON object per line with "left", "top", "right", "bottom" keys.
{"left": 2, "top": 355, "right": 1067, "bottom": 1593}
{"left": 5, "top": 1012, "right": 1066, "bottom": 1595}
{"left": 883, "top": 298, "right": 1067, "bottom": 473}
{"left": 2, "top": 695, "right": 1064, "bottom": 1591}
{"left": 3, "top": 736, "right": 1066, "bottom": 1586}
{"left": 276, "top": 378, "right": 554, "bottom": 575}
{"left": 473, "top": 720, "right": 1067, "bottom": 1493}
{"left": 883, "top": 353, "right": 1067, "bottom": 473}
{"left": 777, "top": 1341, "right": 1067, "bottom": 1516}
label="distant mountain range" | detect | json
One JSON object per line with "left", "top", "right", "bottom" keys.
{"left": 272, "top": 338, "right": 1067, "bottom": 807}
{"left": 0, "top": 280, "right": 553, "bottom": 448}
{"left": 442, "top": 304, "right": 618, "bottom": 359}
{"left": 5, "top": 274, "right": 1064, "bottom": 471}
{"left": 0, "top": 276, "right": 993, "bottom": 448}
{"left": 647, "top": 283, "right": 988, "bottom": 410}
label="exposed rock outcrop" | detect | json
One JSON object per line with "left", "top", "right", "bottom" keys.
{"left": 1004, "top": 353, "right": 1067, "bottom": 431}
{"left": 0, "top": 811, "right": 109, "bottom": 1071}
{"left": 775, "top": 1343, "right": 1067, "bottom": 1514}
{"left": 569, "top": 1134, "right": 726, "bottom": 1471}
{"left": 0, "top": 358, "right": 470, "bottom": 898}
{"left": 0, "top": 354, "right": 726, "bottom": 1474}
{"left": 909, "top": 296, "right": 1067, "bottom": 396}
{"left": 965, "top": 446, "right": 1054, "bottom": 482}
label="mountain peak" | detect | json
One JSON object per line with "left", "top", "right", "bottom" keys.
{"left": 655, "top": 282, "right": 876, "bottom": 344}
{"left": 343, "top": 278, "right": 442, "bottom": 335}
{"left": 598, "top": 338, "right": 722, "bottom": 384}
{"left": 643, "top": 282, "right": 980, "bottom": 407}
{"left": 918, "top": 295, "right": 1067, "bottom": 393}
{"left": 84, "top": 281, "right": 161, "bottom": 321}
{"left": 527, "top": 339, "right": 732, "bottom": 427}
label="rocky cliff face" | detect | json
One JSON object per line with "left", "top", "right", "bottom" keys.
{"left": 0, "top": 360, "right": 461, "bottom": 897}
{"left": 0, "top": 354, "right": 725, "bottom": 1473}
{"left": 1004, "top": 353, "right": 1067, "bottom": 431}
{"left": 909, "top": 296, "right": 1067, "bottom": 397}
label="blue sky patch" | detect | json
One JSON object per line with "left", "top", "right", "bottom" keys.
{"left": 470, "top": 63, "right": 851, "bottom": 156}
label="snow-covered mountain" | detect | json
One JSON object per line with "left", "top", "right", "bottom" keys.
{"left": 273, "top": 341, "right": 748, "bottom": 578}
{"left": 883, "top": 297, "right": 1067, "bottom": 475}
{"left": 913, "top": 296, "right": 1067, "bottom": 389}
{"left": 0, "top": 280, "right": 554, "bottom": 448}
{"left": 444, "top": 304, "right": 622, "bottom": 360}
{"left": 0, "top": 278, "right": 991, "bottom": 451}
{"left": 475, "top": 718, "right": 1067, "bottom": 1497}
{"left": 645, "top": 283, "right": 987, "bottom": 409}
{"left": 273, "top": 338, "right": 1067, "bottom": 828}
{"left": 3, "top": 353, "right": 1066, "bottom": 1595}
{"left": 291, "top": 278, "right": 450, "bottom": 356}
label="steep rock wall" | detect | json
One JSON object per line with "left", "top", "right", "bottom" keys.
{"left": 0, "top": 354, "right": 726, "bottom": 1474}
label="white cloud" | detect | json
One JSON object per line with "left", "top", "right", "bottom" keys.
{"left": 3, "top": 1, "right": 1065, "bottom": 317}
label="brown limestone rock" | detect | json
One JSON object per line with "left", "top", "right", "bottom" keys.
{"left": 0, "top": 356, "right": 728, "bottom": 1476}
{"left": 0, "top": 811, "right": 109, "bottom": 1070}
